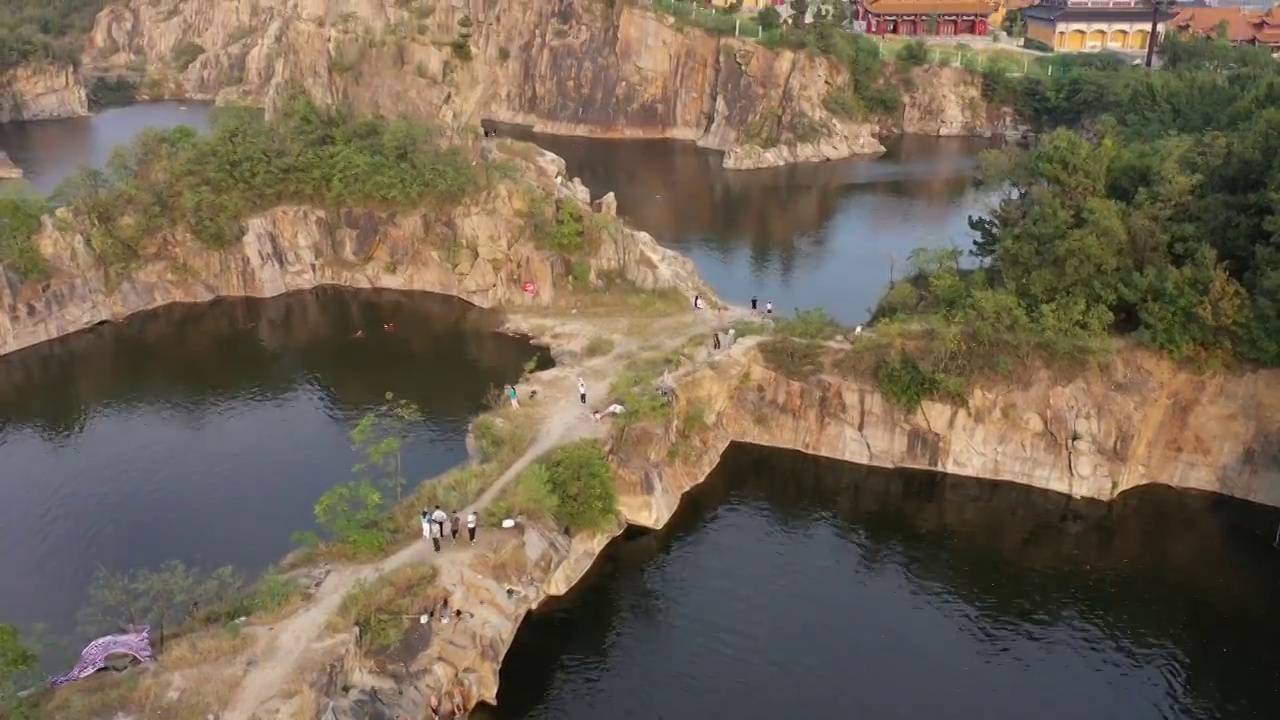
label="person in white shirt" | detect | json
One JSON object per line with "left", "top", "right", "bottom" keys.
{"left": 578, "top": 377, "right": 587, "bottom": 405}
{"left": 466, "top": 511, "right": 478, "bottom": 545}
{"left": 421, "top": 510, "right": 431, "bottom": 541}
{"left": 431, "top": 505, "right": 448, "bottom": 538}
{"left": 428, "top": 517, "right": 442, "bottom": 552}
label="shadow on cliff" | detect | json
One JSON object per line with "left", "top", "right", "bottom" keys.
{"left": 0, "top": 287, "right": 549, "bottom": 438}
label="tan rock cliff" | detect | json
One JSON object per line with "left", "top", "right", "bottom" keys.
{"left": 614, "top": 340, "right": 1280, "bottom": 526}
{"left": 0, "top": 63, "right": 89, "bottom": 123}
{"left": 307, "top": 334, "right": 1280, "bottom": 720}
{"left": 83, "top": 0, "right": 1003, "bottom": 169}
{"left": 0, "top": 142, "right": 709, "bottom": 358}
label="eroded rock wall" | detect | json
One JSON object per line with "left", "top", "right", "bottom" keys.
{"left": 82, "top": 0, "right": 1003, "bottom": 168}
{"left": 0, "top": 143, "right": 709, "bottom": 357}
{"left": 0, "top": 63, "right": 89, "bottom": 122}
{"left": 612, "top": 341, "right": 1280, "bottom": 529}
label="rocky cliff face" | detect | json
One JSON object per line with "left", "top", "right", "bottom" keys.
{"left": 309, "top": 333, "right": 1280, "bottom": 720}
{"left": 0, "top": 63, "right": 89, "bottom": 122}
{"left": 0, "top": 142, "right": 709, "bottom": 358}
{"left": 613, "top": 340, "right": 1280, "bottom": 526}
{"left": 83, "top": 0, "right": 1007, "bottom": 169}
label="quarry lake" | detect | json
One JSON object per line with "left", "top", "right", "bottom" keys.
{"left": 481, "top": 444, "right": 1280, "bottom": 720}
{"left": 5, "top": 107, "right": 1278, "bottom": 720}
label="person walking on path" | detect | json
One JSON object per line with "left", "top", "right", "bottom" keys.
{"left": 429, "top": 518, "right": 442, "bottom": 552}
{"left": 432, "top": 505, "right": 448, "bottom": 538}
{"left": 467, "top": 511, "right": 478, "bottom": 545}
{"left": 693, "top": 294, "right": 704, "bottom": 312}
{"left": 421, "top": 510, "right": 432, "bottom": 544}
{"left": 578, "top": 377, "right": 587, "bottom": 405}
{"left": 507, "top": 384, "right": 520, "bottom": 410}
{"left": 450, "top": 510, "right": 461, "bottom": 544}
{"left": 751, "top": 295, "right": 758, "bottom": 312}
{"left": 765, "top": 301, "right": 773, "bottom": 316}
{"left": 713, "top": 332, "right": 721, "bottom": 351}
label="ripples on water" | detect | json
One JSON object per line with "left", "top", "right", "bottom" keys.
{"left": 484, "top": 444, "right": 1280, "bottom": 720}
{"left": 0, "top": 288, "right": 545, "bottom": 661}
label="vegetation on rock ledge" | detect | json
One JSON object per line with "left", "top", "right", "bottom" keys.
{"left": 3, "top": 94, "right": 477, "bottom": 277}
{"left": 755, "top": 39, "right": 1280, "bottom": 412}
{"left": 0, "top": 0, "right": 102, "bottom": 70}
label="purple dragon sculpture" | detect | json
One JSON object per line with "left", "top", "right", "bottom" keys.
{"left": 48, "top": 626, "right": 155, "bottom": 687}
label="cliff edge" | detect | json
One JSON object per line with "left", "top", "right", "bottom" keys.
{"left": 0, "top": 62, "right": 89, "bottom": 123}
{"left": 82, "top": 0, "right": 1009, "bottom": 168}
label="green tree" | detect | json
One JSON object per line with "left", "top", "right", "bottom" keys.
{"left": 78, "top": 561, "right": 247, "bottom": 648}
{"left": 0, "top": 623, "right": 37, "bottom": 719}
{"left": 0, "top": 189, "right": 49, "bottom": 280}
{"left": 351, "top": 392, "right": 424, "bottom": 503}
{"left": 757, "top": 6, "right": 782, "bottom": 31}
{"left": 542, "top": 441, "right": 618, "bottom": 533}
{"left": 313, "top": 479, "right": 387, "bottom": 552}
{"left": 789, "top": 0, "right": 810, "bottom": 27}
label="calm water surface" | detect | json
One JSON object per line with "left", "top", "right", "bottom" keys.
{"left": 0, "top": 102, "right": 213, "bottom": 194}
{"left": 0, "top": 288, "right": 544, "bottom": 656}
{"left": 485, "top": 444, "right": 1280, "bottom": 720}
{"left": 500, "top": 128, "right": 997, "bottom": 323}
{"left": 3, "top": 106, "right": 990, "bottom": 323}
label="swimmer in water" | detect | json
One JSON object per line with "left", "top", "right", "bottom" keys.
{"left": 383, "top": 322, "right": 396, "bottom": 332}
{"left": 353, "top": 329, "right": 364, "bottom": 338}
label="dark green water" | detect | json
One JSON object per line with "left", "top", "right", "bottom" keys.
{"left": 483, "top": 443, "right": 1280, "bottom": 720}
{"left": 0, "top": 287, "right": 546, "bottom": 657}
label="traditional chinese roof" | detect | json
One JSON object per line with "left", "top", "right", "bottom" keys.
{"left": 1021, "top": 0, "right": 1174, "bottom": 23}
{"left": 864, "top": 0, "right": 998, "bottom": 16}
{"left": 1169, "top": 7, "right": 1280, "bottom": 44}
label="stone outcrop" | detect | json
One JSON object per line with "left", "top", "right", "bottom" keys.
{"left": 82, "top": 0, "right": 1003, "bottom": 169}
{"left": 0, "top": 142, "right": 711, "bottom": 358}
{"left": 0, "top": 62, "right": 89, "bottom": 122}
{"left": 0, "top": 151, "right": 21, "bottom": 179}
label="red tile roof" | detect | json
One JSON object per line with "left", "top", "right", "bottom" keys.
{"left": 1169, "top": 7, "right": 1280, "bottom": 45}
{"left": 865, "top": 0, "right": 998, "bottom": 16}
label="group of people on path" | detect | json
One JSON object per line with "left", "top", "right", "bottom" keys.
{"left": 421, "top": 506, "right": 478, "bottom": 552}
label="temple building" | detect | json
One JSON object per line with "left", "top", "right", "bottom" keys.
{"left": 1167, "top": 6, "right": 1280, "bottom": 54}
{"left": 1021, "top": 0, "right": 1174, "bottom": 52}
{"left": 855, "top": 0, "right": 1000, "bottom": 36}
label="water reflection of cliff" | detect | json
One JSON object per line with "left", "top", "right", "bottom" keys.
{"left": 498, "top": 127, "right": 991, "bottom": 284}
{"left": 0, "top": 287, "right": 546, "bottom": 436}
{"left": 493, "top": 443, "right": 1280, "bottom": 720}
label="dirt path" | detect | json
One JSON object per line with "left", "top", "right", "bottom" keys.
{"left": 223, "top": 307, "right": 748, "bottom": 719}
{"left": 225, "top": 368, "right": 607, "bottom": 719}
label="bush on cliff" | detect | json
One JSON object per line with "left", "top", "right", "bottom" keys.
{"left": 494, "top": 441, "right": 617, "bottom": 533}
{"left": 0, "top": 191, "right": 49, "bottom": 280}
{"left": 48, "top": 93, "right": 476, "bottom": 272}
{"left": 0, "top": 0, "right": 102, "bottom": 70}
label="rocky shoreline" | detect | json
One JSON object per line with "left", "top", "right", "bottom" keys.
{"left": 7, "top": 136, "right": 1279, "bottom": 719}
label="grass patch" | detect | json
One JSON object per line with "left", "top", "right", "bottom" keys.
{"left": 333, "top": 564, "right": 438, "bottom": 649}
{"left": 608, "top": 351, "right": 683, "bottom": 428}
{"left": 583, "top": 336, "right": 615, "bottom": 357}
{"left": 490, "top": 441, "right": 617, "bottom": 533}
{"left": 157, "top": 627, "right": 251, "bottom": 670}
{"left": 758, "top": 337, "right": 825, "bottom": 381}
{"left": 489, "top": 462, "right": 558, "bottom": 524}
{"left": 0, "top": 191, "right": 50, "bottom": 280}
{"left": 49, "top": 92, "right": 478, "bottom": 273}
